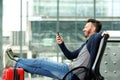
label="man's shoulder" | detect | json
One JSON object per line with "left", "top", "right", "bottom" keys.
{"left": 90, "top": 31, "right": 103, "bottom": 39}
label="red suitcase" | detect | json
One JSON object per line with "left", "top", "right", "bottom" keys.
{"left": 2, "top": 67, "right": 24, "bottom": 80}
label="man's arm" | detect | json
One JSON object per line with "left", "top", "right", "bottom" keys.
{"left": 56, "top": 33, "right": 80, "bottom": 60}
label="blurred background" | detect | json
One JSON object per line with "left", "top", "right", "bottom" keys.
{"left": 0, "top": 0, "right": 120, "bottom": 80}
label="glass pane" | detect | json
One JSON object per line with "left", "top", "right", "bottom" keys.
{"left": 77, "top": 0, "right": 94, "bottom": 17}
{"left": 96, "top": 0, "right": 120, "bottom": 17}
{"left": 31, "top": 21, "right": 57, "bottom": 57}
{"left": 31, "top": 0, "right": 57, "bottom": 17}
{"left": 59, "top": 0, "right": 94, "bottom": 17}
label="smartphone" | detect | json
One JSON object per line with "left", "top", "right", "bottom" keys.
{"left": 57, "top": 32, "right": 61, "bottom": 37}
{"left": 57, "top": 32, "right": 59, "bottom": 36}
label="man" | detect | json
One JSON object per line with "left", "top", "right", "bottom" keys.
{"left": 4, "top": 19, "right": 108, "bottom": 80}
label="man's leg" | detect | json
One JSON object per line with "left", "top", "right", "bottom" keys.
{"left": 15, "top": 57, "right": 71, "bottom": 79}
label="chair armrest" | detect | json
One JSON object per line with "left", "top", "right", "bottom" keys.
{"left": 63, "top": 66, "right": 88, "bottom": 80}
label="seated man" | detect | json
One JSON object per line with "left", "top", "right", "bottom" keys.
{"left": 4, "top": 19, "right": 108, "bottom": 80}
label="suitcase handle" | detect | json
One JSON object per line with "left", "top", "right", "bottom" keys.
{"left": 14, "top": 68, "right": 20, "bottom": 80}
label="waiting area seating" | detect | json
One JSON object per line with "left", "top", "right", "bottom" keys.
{"left": 63, "top": 34, "right": 109, "bottom": 80}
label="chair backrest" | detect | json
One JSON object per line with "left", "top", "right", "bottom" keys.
{"left": 63, "top": 34, "right": 109, "bottom": 80}
{"left": 91, "top": 34, "right": 109, "bottom": 80}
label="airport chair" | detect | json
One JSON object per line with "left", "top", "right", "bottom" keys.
{"left": 63, "top": 34, "right": 109, "bottom": 80}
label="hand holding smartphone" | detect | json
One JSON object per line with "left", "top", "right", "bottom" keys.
{"left": 56, "top": 32, "right": 63, "bottom": 44}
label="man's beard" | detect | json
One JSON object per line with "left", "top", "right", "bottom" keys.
{"left": 84, "top": 30, "right": 91, "bottom": 38}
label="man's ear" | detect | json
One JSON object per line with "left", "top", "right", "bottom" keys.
{"left": 92, "top": 26, "right": 96, "bottom": 32}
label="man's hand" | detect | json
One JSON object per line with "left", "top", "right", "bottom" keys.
{"left": 56, "top": 33, "right": 63, "bottom": 44}
{"left": 101, "top": 31, "right": 109, "bottom": 36}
